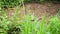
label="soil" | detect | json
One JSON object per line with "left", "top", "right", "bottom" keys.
{"left": 3, "top": 2, "right": 60, "bottom": 22}
{"left": 20, "top": 2, "right": 60, "bottom": 22}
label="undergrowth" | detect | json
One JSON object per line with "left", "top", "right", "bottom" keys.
{"left": 0, "top": 0, "right": 60, "bottom": 9}
{"left": 0, "top": 8, "right": 60, "bottom": 34}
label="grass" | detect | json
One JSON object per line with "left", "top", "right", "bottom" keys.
{"left": 46, "top": 16, "right": 60, "bottom": 34}
{"left": 0, "top": 6, "right": 60, "bottom": 34}
{"left": 19, "top": 14, "right": 60, "bottom": 34}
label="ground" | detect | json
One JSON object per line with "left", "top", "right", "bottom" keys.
{"left": 3, "top": 2, "right": 60, "bottom": 22}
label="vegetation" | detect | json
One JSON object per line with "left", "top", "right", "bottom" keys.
{"left": 0, "top": 0, "right": 60, "bottom": 34}
{"left": 0, "top": 0, "right": 60, "bottom": 8}
{"left": 1, "top": 0, "right": 23, "bottom": 8}
{"left": 51, "top": 0, "right": 60, "bottom": 3}
{"left": 0, "top": 9, "right": 60, "bottom": 34}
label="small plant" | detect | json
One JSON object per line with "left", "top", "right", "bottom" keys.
{"left": 51, "top": 0, "right": 60, "bottom": 4}
{"left": 1, "top": 0, "right": 23, "bottom": 8}
{"left": 0, "top": 15, "right": 9, "bottom": 34}
{"left": 47, "top": 16, "right": 60, "bottom": 34}
{"left": 39, "top": 0, "right": 45, "bottom": 2}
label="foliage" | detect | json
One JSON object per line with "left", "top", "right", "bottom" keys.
{"left": 0, "top": 14, "right": 9, "bottom": 34}
{"left": 24, "top": 0, "right": 60, "bottom": 3}
{"left": 0, "top": 6, "right": 60, "bottom": 34}
{"left": 0, "top": 0, "right": 60, "bottom": 8}
{"left": 47, "top": 16, "right": 60, "bottom": 34}
{"left": 39, "top": 0, "right": 45, "bottom": 2}
{"left": 51, "top": 0, "right": 60, "bottom": 3}
{"left": 1, "top": 0, "right": 23, "bottom": 8}
{"left": 0, "top": 7, "right": 21, "bottom": 34}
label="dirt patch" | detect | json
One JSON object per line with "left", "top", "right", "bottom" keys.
{"left": 3, "top": 2, "right": 60, "bottom": 21}
{"left": 19, "top": 3, "right": 60, "bottom": 22}
{"left": 20, "top": 3, "right": 60, "bottom": 18}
